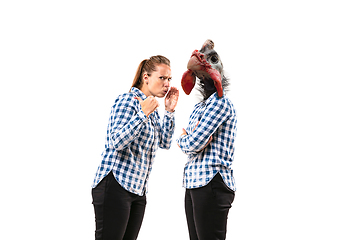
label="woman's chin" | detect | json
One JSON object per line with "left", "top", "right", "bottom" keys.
{"left": 156, "top": 92, "right": 167, "bottom": 98}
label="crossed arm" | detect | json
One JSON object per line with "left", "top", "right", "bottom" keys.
{"left": 176, "top": 96, "right": 230, "bottom": 155}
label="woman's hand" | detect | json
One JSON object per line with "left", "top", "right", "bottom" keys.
{"left": 135, "top": 96, "right": 159, "bottom": 117}
{"left": 164, "top": 87, "right": 179, "bottom": 112}
{"left": 177, "top": 128, "right": 187, "bottom": 148}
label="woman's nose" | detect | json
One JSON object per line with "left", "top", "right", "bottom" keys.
{"left": 164, "top": 79, "right": 170, "bottom": 87}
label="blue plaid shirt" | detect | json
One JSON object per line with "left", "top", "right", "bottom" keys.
{"left": 92, "top": 87, "right": 175, "bottom": 196}
{"left": 176, "top": 92, "right": 237, "bottom": 191}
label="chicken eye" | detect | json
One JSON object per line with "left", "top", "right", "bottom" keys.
{"left": 210, "top": 56, "right": 218, "bottom": 63}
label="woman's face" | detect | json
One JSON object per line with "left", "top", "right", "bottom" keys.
{"left": 142, "top": 64, "right": 172, "bottom": 98}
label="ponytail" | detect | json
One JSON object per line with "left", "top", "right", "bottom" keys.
{"left": 130, "top": 59, "right": 147, "bottom": 91}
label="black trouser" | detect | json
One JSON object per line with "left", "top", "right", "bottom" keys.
{"left": 185, "top": 173, "right": 235, "bottom": 240}
{"left": 92, "top": 171, "right": 146, "bottom": 240}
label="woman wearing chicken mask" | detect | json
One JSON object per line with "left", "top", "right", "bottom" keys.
{"left": 177, "top": 40, "right": 237, "bottom": 240}
{"left": 92, "top": 55, "right": 179, "bottom": 240}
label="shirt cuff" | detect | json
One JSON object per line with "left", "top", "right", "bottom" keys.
{"left": 164, "top": 110, "right": 175, "bottom": 118}
{"left": 137, "top": 110, "right": 149, "bottom": 122}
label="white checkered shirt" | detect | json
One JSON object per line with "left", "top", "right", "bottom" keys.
{"left": 176, "top": 92, "right": 237, "bottom": 191}
{"left": 92, "top": 87, "right": 175, "bottom": 196}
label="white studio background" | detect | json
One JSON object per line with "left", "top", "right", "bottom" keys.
{"left": 1, "top": 1, "right": 338, "bottom": 239}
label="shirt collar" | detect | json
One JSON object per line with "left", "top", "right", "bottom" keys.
{"left": 131, "top": 87, "right": 147, "bottom": 101}
{"left": 197, "top": 91, "right": 226, "bottom": 107}
{"left": 207, "top": 91, "right": 226, "bottom": 103}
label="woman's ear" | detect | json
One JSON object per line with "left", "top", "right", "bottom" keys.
{"left": 143, "top": 73, "right": 149, "bottom": 84}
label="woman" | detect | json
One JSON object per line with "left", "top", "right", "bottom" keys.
{"left": 177, "top": 91, "right": 237, "bottom": 240}
{"left": 92, "top": 55, "right": 179, "bottom": 240}
{"left": 177, "top": 39, "right": 237, "bottom": 240}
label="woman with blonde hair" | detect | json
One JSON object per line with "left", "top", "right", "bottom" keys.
{"left": 92, "top": 55, "right": 179, "bottom": 240}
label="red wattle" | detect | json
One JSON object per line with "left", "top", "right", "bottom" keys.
{"left": 207, "top": 68, "right": 223, "bottom": 98}
{"left": 181, "top": 69, "right": 196, "bottom": 95}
